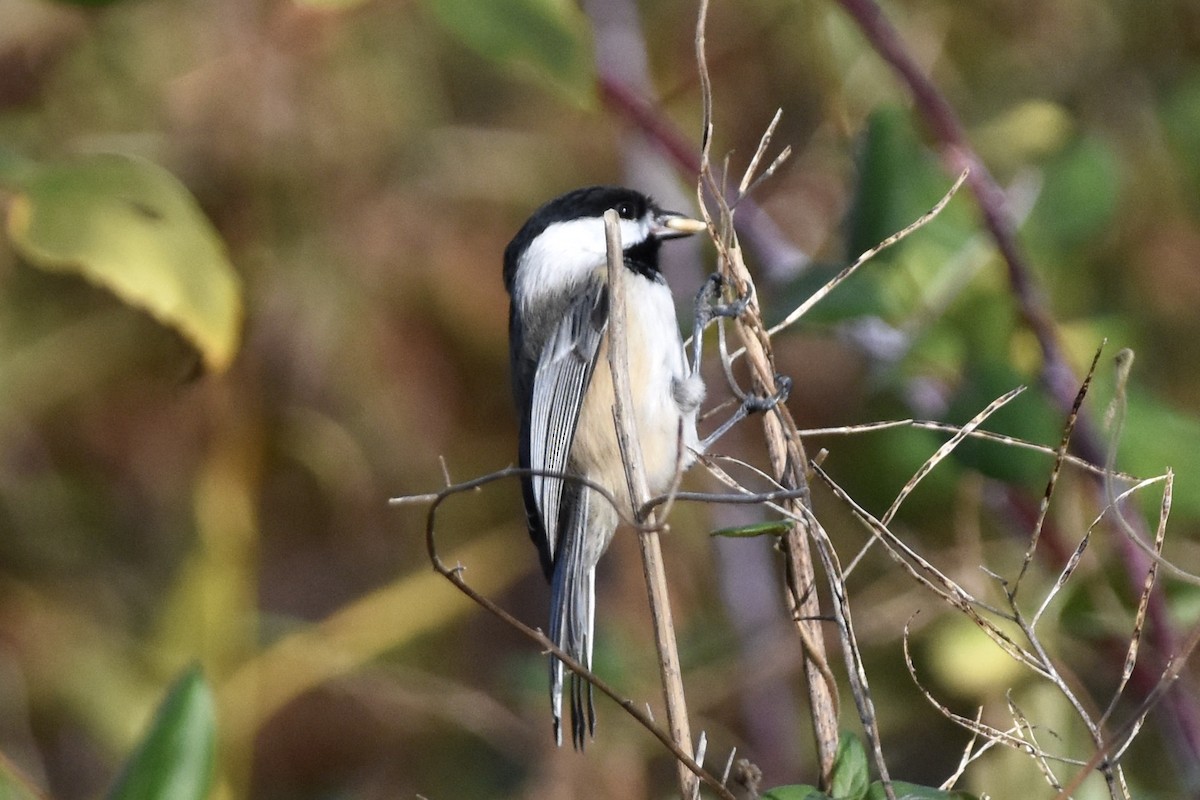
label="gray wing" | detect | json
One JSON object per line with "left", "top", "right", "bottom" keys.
{"left": 526, "top": 281, "right": 608, "bottom": 567}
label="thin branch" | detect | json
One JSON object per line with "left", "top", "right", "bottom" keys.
{"left": 695, "top": 0, "right": 842, "bottom": 784}
{"left": 1014, "top": 341, "right": 1104, "bottom": 598}
{"left": 1052, "top": 620, "right": 1200, "bottom": 800}
{"left": 906, "top": 422, "right": 1133, "bottom": 482}
{"left": 832, "top": 0, "right": 1200, "bottom": 766}
{"left": 814, "top": 463, "right": 1051, "bottom": 678}
{"left": 844, "top": 386, "right": 1026, "bottom": 576}
{"left": 797, "top": 417, "right": 1139, "bottom": 483}
{"left": 604, "top": 209, "right": 697, "bottom": 800}
{"left": 765, "top": 168, "right": 968, "bottom": 342}
{"left": 415, "top": 466, "right": 736, "bottom": 800}
{"left": 1011, "top": 603, "right": 1122, "bottom": 799}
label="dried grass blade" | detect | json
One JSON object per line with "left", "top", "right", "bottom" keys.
{"left": 739, "top": 108, "right": 782, "bottom": 196}
{"left": 1008, "top": 693, "right": 1063, "bottom": 790}
{"left": 815, "top": 463, "right": 1049, "bottom": 677}
{"left": 1032, "top": 527, "right": 1092, "bottom": 627}
{"left": 1014, "top": 341, "right": 1104, "bottom": 596}
{"left": 736, "top": 145, "right": 792, "bottom": 204}
{"left": 1102, "top": 469, "right": 1172, "bottom": 726}
{"left": 882, "top": 385, "right": 1026, "bottom": 526}
{"left": 766, "top": 169, "right": 969, "bottom": 341}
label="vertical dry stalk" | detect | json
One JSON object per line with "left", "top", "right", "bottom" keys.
{"left": 603, "top": 209, "right": 697, "bottom": 799}
{"left": 695, "top": 0, "right": 839, "bottom": 782}
{"left": 416, "top": 464, "right": 734, "bottom": 799}
{"left": 729, "top": 243, "right": 840, "bottom": 783}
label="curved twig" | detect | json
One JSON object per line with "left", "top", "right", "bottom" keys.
{"left": 831, "top": 0, "right": 1200, "bottom": 767}
{"left": 413, "top": 467, "right": 737, "bottom": 800}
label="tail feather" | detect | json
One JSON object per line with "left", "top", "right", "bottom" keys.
{"left": 548, "top": 488, "right": 597, "bottom": 748}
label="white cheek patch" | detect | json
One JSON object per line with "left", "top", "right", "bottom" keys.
{"left": 515, "top": 216, "right": 652, "bottom": 311}
{"left": 618, "top": 217, "right": 651, "bottom": 248}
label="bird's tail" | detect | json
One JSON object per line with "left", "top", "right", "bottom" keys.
{"left": 549, "top": 490, "right": 597, "bottom": 749}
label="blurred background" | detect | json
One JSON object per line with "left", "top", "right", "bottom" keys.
{"left": 1, "top": 0, "right": 1200, "bottom": 797}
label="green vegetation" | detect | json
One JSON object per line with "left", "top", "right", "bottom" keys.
{"left": 0, "top": 0, "right": 1198, "bottom": 797}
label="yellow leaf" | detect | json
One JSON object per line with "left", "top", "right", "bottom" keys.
{"left": 6, "top": 154, "right": 242, "bottom": 372}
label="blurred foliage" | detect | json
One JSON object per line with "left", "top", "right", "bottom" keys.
{"left": 2, "top": 152, "right": 242, "bottom": 372}
{"left": 828, "top": 732, "right": 869, "bottom": 800}
{"left": 107, "top": 665, "right": 215, "bottom": 800}
{"left": 762, "top": 732, "right": 979, "bottom": 800}
{"left": 0, "top": 0, "right": 1198, "bottom": 798}
{"left": 423, "top": 0, "right": 595, "bottom": 106}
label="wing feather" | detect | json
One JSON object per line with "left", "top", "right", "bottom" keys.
{"left": 524, "top": 281, "right": 608, "bottom": 568}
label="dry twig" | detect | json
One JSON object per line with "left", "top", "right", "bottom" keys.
{"left": 603, "top": 209, "right": 699, "bottom": 799}
{"left": 832, "top": 0, "right": 1200, "bottom": 769}
{"left": 695, "top": 0, "right": 841, "bottom": 783}
{"left": 411, "top": 466, "right": 737, "bottom": 800}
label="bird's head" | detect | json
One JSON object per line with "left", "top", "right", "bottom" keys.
{"left": 503, "top": 186, "right": 706, "bottom": 296}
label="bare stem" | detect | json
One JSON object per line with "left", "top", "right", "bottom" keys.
{"left": 418, "top": 465, "right": 736, "bottom": 800}
{"left": 604, "top": 209, "right": 697, "bottom": 799}
{"left": 833, "top": 0, "right": 1200, "bottom": 769}
{"left": 695, "top": 0, "right": 840, "bottom": 782}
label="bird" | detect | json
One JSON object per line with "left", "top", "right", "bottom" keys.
{"left": 503, "top": 185, "right": 708, "bottom": 748}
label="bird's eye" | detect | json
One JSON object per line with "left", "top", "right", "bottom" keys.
{"left": 615, "top": 201, "right": 636, "bottom": 219}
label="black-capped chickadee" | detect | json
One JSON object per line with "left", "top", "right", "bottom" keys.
{"left": 503, "top": 186, "right": 708, "bottom": 748}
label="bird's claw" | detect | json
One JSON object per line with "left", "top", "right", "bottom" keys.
{"left": 744, "top": 374, "right": 792, "bottom": 413}
{"left": 694, "top": 272, "right": 750, "bottom": 328}
{"left": 698, "top": 374, "right": 793, "bottom": 451}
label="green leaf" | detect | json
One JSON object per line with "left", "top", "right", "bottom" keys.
{"left": 865, "top": 781, "right": 978, "bottom": 800}
{"left": 799, "top": 107, "right": 973, "bottom": 330}
{"left": 848, "top": 107, "right": 969, "bottom": 260}
{"left": 762, "top": 785, "right": 831, "bottom": 800}
{"left": 1029, "top": 135, "right": 1120, "bottom": 250}
{"left": 830, "top": 732, "right": 870, "bottom": 800}
{"left": 423, "top": 0, "right": 594, "bottom": 106}
{"left": 107, "top": 665, "right": 216, "bottom": 800}
{"left": 5, "top": 153, "right": 242, "bottom": 372}
{"left": 1118, "top": 388, "right": 1200, "bottom": 521}
{"left": 710, "top": 519, "right": 793, "bottom": 538}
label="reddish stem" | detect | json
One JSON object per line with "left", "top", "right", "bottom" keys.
{"left": 835, "top": 0, "right": 1200, "bottom": 773}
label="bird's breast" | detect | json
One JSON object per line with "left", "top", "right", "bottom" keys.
{"left": 572, "top": 275, "right": 700, "bottom": 514}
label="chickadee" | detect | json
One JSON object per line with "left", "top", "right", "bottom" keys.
{"left": 503, "top": 186, "right": 707, "bottom": 748}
